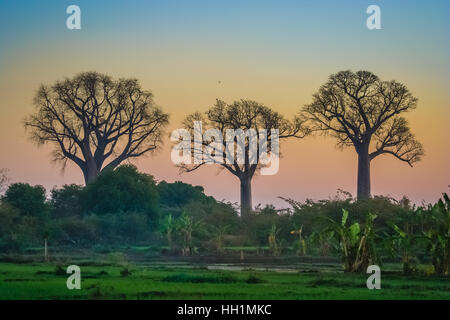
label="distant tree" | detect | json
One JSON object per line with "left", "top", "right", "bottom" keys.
{"left": 304, "top": 71, "right": 424, "bottom": 200}
{"left": 83, "top": 165, "right": 159, "bottom": 218}
{"left": 3, "top": 183, "right": 48, "bottom": 217}
{"left": 50, "top": 184, "right": 85, "bottom": 217}
{"left": 157, "top": 181, "right": 208, "bottom": 208}
{"left": 25, "top": 72, "right": 169, "bottom": 184}
{"left": 180, "top": 99, "right": 309, "bottom": 213}
{"left": 0, "top": 203, "right": 22, "bottom": 251}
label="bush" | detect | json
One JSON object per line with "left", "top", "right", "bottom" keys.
{"left": 246, "top": 274, "right": 265, "bottom": 284}
{"left": 120, "top": 266, "right": 132, "bottom": 277}
{"left": 3, "top": 183, "right": 48, "bottom": 217}
{"left": 83, "top": 165, "right": 159, "bottom": 218}
{"left": 50, "top": 184, "right": 84, "bottom": 217}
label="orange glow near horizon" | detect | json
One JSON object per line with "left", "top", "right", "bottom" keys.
{"left": 0, "top": 1, "right": 448, "bottom": 207}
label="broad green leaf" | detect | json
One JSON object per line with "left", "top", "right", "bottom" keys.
{"left": 341, "top": 209, "right": 349, "bottom": 226}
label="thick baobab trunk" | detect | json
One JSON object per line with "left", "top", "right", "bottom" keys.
{"left": 357, "top": 143, "right": 371, "bottom": 200}
{"left": 83, "top": 160, "right": 100, "bottom": 184}
{"left": 240, "top": 176, "right": 253, "bottom": 214}
{"left": 82, "top": 154, "right": 100, "bottom": 184}
{"left": 81, "top": 145, "right": 101, "bottom": 184}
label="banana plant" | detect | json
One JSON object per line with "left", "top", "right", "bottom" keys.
{"left": 384, "top": 222, "right": 421, "bottom": 274}
{"left": 309, "top": 230, "right": 334, "bottom": 256}
{"left": 211, "top": 224, "right": 230, "bottom": 255}
{"left": 159, "top": 214, "right": 177, "bottom": 252}
{"left": 177, "top": 213, "right": 202, "bottom": 256}
{"left": 290, "top": 225, "right": 307, "bottom": 256}
{"left": 268, "top": 224, "right": 282, "bottom": 256}
{"left": 423, "top": 194, "right": 450, "bottom": 275}
{"left": 323, "top": 209, "right": 380, "bottom": 273}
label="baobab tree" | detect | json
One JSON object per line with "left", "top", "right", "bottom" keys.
{"left": 25, "top": 72, "right": 169, "bottom": 184}
{"left": 303, "top": 70, "right": 424, "bottom": 200}
{"left": 177, "top": 99, "right": 309, "bottom": 213}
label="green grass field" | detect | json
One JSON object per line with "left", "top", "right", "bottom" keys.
{"left": 0, "top": 262, "right": 448, "bottom": 300}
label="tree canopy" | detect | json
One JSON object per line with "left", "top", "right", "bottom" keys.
{"left": 83, "top": 165, "right": 159, "bottom": 217}
{"left": 25, "top": 72, "right": 169, "bottom": 184}
{"left": 3, "top": 183, "right": 48, "bottom": 217}
{"left": 180, "top": 99, "right": 309, "bottom": 212}
{"left": 303, "top": 70, "right": 424, "bottom": 199}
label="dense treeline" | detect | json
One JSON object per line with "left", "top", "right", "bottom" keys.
{"left": 0, "top": 165, "right": 448, "bottom": 274}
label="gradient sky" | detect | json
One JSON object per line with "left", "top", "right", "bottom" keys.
{"left": 0, "top": 0, "right": 449, "bottom": 207}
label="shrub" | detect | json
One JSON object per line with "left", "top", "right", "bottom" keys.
{"left": 246, "top": 274, "right": 265, "bottom": 284}
{"left": 83, "top": 165, "right": 159, "bottom": 218}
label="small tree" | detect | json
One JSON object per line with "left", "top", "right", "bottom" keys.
{"left": 177, "top": 213, "right": 201, "bottom": 256}
{"left": 159, "top": 214, "right": 177, "bottom": 252}
{"left": 290, "top": 225, "right": 306, "bottom": 256}
{"left": 304, "top": 71, "right": 424, "bottom": 200}
{"left": 323, "top": 209, "right": 380, "bottom": 272}
{"left": 211, "top": 225, "right": 230, "bottom": 255}
{"left": 385, "top": 222, "right": 420, "bottom": 274}
{"left": 309, "top": 230, "right": 334, "bottom": 256}
{"left": 268, "top": 224, "right": 282, "bottom": 256}
{"left": 423, "top": 194, "right": 450, "bottom": 275}
{"left": 3, "top": 183, "right": 48, "bottom": 217}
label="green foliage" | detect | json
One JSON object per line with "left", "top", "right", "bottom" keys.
{"left": 245, "top": 274, "right": 266, "bottom": 284}
{"left": 383, "top": 208, "right": 425, "bottom": 274}
{"left": 242, "top": 205, "right": 291, "bottom": 246}
{"left": 50, "top": 184, "right": 84, "bottom": 217}
{"left": 50, "top": 215, "right": 97, "bottom": 246}
{"left": 323, "top": 209, "right": 380, "bottom": 273}
{"left": 86, "top": 283, "right": 115, "bottom": 300}
{"left": 0, "top": 203, "right": 23, "bottom": 252}
{"left": 177, "top": 213, "right": 202, "bottom": 256}
{"left": 268, "top": 224, "right": 282, "bottom": 256}
{"left": 290, "top": 225, "right": 306, "bottom": 256}
{"left": 159, "top": 214, "right": 177, "bottom": 251}
{"left": 3, "top": 183, "right": 48, "bottom": 217}
{"left": 1, "top": 262, "right": 448, "bottom": 299}
{"left": 83, "top": 165, "right": 159, "bottom": 218}
{"left": 1, "top": 159, "right": 448, "bottom": 278}
{"left": 422, "top": 194, "right": 450, "bottom": 275}
{"left": 120, "top": 266, "right": 132, "bottom": 277}
{"left": 158, "top": 181, "right": 208, "bottom": 208}
{"left": 210, "top": 225, "right": 230, "bottom": 255}
{"left": 54, "top": 264, "right": 66, "bottom": 276}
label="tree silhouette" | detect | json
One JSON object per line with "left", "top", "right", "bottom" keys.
{"left": 25, "top": 72, "right": 169, "bottom": 184}
{"left": 179, "top": 99, "right": 308, "bottom": 214}
{"left": 304, "top": 70, "right": 424, "bottom": 200}
{"left": 0, "top": 168, "right": 9, "bottom": 194}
